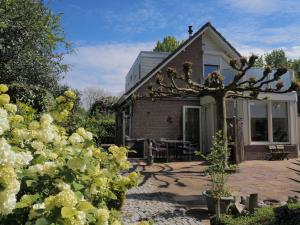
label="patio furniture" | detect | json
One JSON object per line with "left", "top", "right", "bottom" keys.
{"left": 266, "top": 145, "right": 289, "bottom": 160}
{"left": 150, "top": 140, "right": 168, "bottom": 162}
{"left": 177, "top": 142, "right": 196, "bottom": 160}
{"left": 125, "top": 137, "right": 147, "bottom": 158}
{"left": 160, "top": 139, "right": 192, "bottom": 161}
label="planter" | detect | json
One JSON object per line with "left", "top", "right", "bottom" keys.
{"left": 203, "top": 191, "right": 235, "bottom": 214}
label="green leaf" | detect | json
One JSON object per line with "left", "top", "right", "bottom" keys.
{"left": 32, "top": 154, "right": 46, "bottom": 164}
{"left": 61, "top": 206, "right": 77, "bottom": 218}
{"left": 72, "top": 181, "right": 84, "bottom": 191}
{"left": 74, "top": 191, "right": 83, "bottom": 199}
{"left": 16, "top": 194, "right": 40, "bottom": 208}
{"left": 26, "top": 179, "right": 34, "bottom": 187}
{"left": 77, "top": 201, "right": 94, "bottom": 211}
{"left": 67, "top": 158, "right": 85, "bottom": 171}
{"left": 35, "top": 217, "right": 50, "bottom": 225}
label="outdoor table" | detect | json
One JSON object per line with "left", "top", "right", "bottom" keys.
{"left": 160, "top": 139, "right": 191, "bottom": 161}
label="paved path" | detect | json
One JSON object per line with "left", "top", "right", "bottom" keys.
{"left": 122, "top": 159, "right": 300, "bottom": 224}
{"left": 122, "top": 178, "right": 204, "bottom": 225}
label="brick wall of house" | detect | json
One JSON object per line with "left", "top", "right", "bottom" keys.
{"left": 131, "top": 99, "right": 199, "bottom": 140}
{"left": 129, "top": 34, "right": 204, "bottom": 141}
{"left": 244, "top": 145, "right": 298, "bottom": 160}
{"left": 137, "top": 35, "right": 203, "bottom": 94}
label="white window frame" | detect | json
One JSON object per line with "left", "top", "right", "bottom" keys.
{"left": 248, "top": 100, "right": 291, "bottom": 145}
{"left": 182, "top": 106, "right": 202, "bottom": 145}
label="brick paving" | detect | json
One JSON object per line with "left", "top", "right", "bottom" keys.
{"left": 122, "top": 159, "right": 300, "bottom": 225}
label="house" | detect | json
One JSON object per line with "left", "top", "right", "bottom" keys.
{"left": 115, "top": 22, "right": 299, "bottom": 162}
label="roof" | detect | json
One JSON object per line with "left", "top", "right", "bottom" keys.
{"left": 117, "top": 22, "right": 242, "bottom": 106}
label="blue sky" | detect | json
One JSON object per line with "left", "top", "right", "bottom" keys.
{"left": 50, "top": 0, "right": 300, "bottom": 95}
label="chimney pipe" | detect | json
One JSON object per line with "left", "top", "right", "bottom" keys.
{"left": 188, "top": 25, "right": 193, "bottom": 37}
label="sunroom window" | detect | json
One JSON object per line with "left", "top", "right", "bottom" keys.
{"left": 272, "top": 102, "right": 289, "bottom": 142}
{"left": 250, "top": 101, "right": 289, "bottom": 143}
{"left": 250, "top": 102, "right": 268, "bottom": 142}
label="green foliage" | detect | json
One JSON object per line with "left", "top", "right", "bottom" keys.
{"left": 253, "top": 55, "right": 264, "bottom": 68}
{"left": 253, "top": 49, "right": 300, "bottom": 80}
{"left": 85, "top": 115, "right": 115, "bottom": 145}
{"left": 153, "top": 36, "right": 184, "bottom": 52}
{"left": 201, "top": 131, "right": 230, "bottom": 198}
{"left": 7, "top": 83, "right": 55, "bottom": 113}
{"left": 265, "top": 49, "right": 288, "bottom": 69}
{"left": 89, "top": 96, "right": 118, "bottom": 116}
{"left": 217, "top": 203, "right": 300, "bottom": 225}
{"left": 0, "top": 0, "right": 71, "bottom": 93}
{"left": 290, "top": 59, "right": 300, "bottom": 78}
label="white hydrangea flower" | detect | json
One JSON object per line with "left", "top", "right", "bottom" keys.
{"left": 4, "top": 104, "right": 17, "bottom": 114}
{"left": 0, "top": 192, "right": 17, "bottom": 215}
{"left": 69, "top": 133, "right": 84, "bottom": 145}
{"left": 0, "top": 138, "right": 15, "bottom": 166}
{"left": 12, "top": 128, "right": 30, "bottom": 140}
{"left": 31, "top": 141, "right": 45, "bottom": 151}
{"left": 40, "top": 114, "right": 53, "bottom": 128}
{"left": 0, "top": 108, "right": 8, "bottom": 118}
{"left": 15, "top": 152, "right": 33, "bottom": 167}
{"left": 40, "top": 114, "right": 53, "bottom": 124}
{"left": 57, "top": 182, "right": 71, "bottom": 191}
{"left": 36, "top": 126, "right": 56, "bottom": 143}
{"left": 28, "top": 162, "right": 57, "bottom": 176}
{"left": 0, "top": 108, "right": 9, "bottom": 134}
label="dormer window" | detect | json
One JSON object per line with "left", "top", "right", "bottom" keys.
{"left": 204, "top": 64, "right": 219, "bottom": 77}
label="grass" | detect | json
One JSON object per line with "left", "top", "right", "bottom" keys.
{"left": 216, "top": 203, "right": 300, "bottom": 225}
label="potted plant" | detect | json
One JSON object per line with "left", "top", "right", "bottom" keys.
{"left": 200, "top": 131, "right": 235, "bottom": 218}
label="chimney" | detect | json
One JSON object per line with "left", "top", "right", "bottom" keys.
{"left": 188, "top": 25, "right": 193, "bottom": 38}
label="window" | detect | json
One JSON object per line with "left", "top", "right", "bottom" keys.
{"left": 204, "top": 64, "right": 219, "bottom": 77}
{"left": 250, "top": 101, "right": 290, "bottom": 143}
{"left": 250, "top": 102, "right": 268, "bottom": 142}
{"left": 272, "top": 102, "right": 289, "bottom": 142}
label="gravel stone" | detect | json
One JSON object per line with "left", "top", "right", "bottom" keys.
{"left": 122, "top": 176, "right": 204, "bottom": 225}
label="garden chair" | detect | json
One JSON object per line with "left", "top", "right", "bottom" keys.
{"left": 149, "top": 139, "right": 168, "bottom": 162}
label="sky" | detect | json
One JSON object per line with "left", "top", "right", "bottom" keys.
{"left": 50, "top": 0, "right": 300, "bottom": 95}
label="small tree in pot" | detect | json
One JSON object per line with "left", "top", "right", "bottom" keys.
{"left": 200, "top": 131, "right": 234, "bottom": 218}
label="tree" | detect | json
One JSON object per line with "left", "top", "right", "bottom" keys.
{"left": 0, "top": 0, "right": 71, "bottom": 93}
{"left": 290, "top": 59, "right": 300, "bottom": 78}
{"left": 148, "top": 55, "right": 300, "bottom": 163}
{"left": 253, "top": 55, "right": 264, "bottom": 68}
{"left": 265, "top": 49, "right": 288, "bottom": 69}
{"left": 82, "top": 86, "right": 108, "bottom": 110}
{"left": 89, "top": 96, "right": 118, "bottom": 116}
{"left": 153, "top": 36, "right": 183, "bottom": 52}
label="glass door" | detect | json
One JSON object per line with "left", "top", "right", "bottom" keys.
{"left": 183, "top": 106, "right": 201, "bottom": 148}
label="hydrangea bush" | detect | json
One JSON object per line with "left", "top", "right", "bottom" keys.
{"left": 0, "top": 84, "right": 138, "bottom": 225}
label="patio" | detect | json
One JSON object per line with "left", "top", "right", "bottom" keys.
{"left": 123, "top": 159, "right": 300, "bottom": 224}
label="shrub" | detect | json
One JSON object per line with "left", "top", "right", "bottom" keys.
{"left": 7, "top": 83, "right": 56, "bottom": 113}
{"left": 0, "top": 85, "right": 138, "bottom": 224}
{"left": 85, "top": 115, "right": 115, "bottom": 145}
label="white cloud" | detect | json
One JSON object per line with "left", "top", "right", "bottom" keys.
{"left": 284, "top": 46, "right": 300, "bottom": 59}
{"left": 62, "top": 42, "right": 155, "bottom": 94}
{"left": 231, "top": 42, "right": 300, "bottom": 60}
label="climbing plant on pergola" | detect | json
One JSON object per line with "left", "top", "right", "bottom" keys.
{"left": 148, "top": 55, "right": 300, "bottom": 160}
